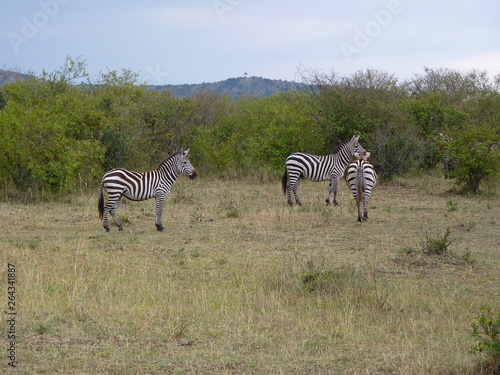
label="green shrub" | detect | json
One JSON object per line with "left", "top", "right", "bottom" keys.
{"left": 471, "top": 307, "right": 500, "bottom": 370}
{"left": 446, "top": 200, "right": 459, "bottom": 212}
{"left": 423, "top": 227, "right": 452, "bottom": 255}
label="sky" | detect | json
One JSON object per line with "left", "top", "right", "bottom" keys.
{"left": 1, "top": 0, "right": 499, "bottom": 85}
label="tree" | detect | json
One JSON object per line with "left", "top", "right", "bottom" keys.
{"left": 0, "top": 58, "right": 104, "bottom": 195}
{"left": 443, "top": 92, "right": 500, "bottom": 193}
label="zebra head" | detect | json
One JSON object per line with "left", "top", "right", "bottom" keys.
{"left": 355, "top": 150, "right": 371, "bottom": 160}
{"left": 177, "top": 148, "right": 197, "bottom": 180}
{"left": 350, "top": 136, "right": 366, "bottom": 159}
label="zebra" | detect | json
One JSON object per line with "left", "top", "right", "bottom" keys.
{"left": 98, "top": 149, "right": 197, "bottom": 232}
{"left": 440, "top": 134, "right": 457, "bottom": 179}
{"left": 345, "top": 150, "right": 377, "bottom": 222}
{"left": 443, "top": 156, "right": 457, "bottom": 179}
{"left": 282, "top": 136, "right": 365, "bottom": 206}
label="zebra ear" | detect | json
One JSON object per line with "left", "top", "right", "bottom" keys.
{"left": 353, "top": 135, "right": 360, "bottom": 142}
{"left": 184, "top": 148, "right": 190, "bottom": 156}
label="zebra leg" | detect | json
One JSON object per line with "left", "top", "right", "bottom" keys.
{"left": 357, "top": 200, "right": 363, "bottom": 222}
{"left": 326, "top": 182, "right": 332, "bottom": 205}
{"left": 109, "top": 207, "right": 124, "bottom": 231}
{"left": 155, "top": 195, "right": 166, "bottom": 232}
{"left": 103, "top": 197, "right": 123, "bottom": 231}
{"left": 286, "top": 189, "right": 294, "bottom": 206}
{"left": 109, "top": 196, "right": 123, "bottom": 231}
{"left": 363, "top": 196, "right": 370, "bottom": 221}
{"left": 326, "top": 179, "right": 340, "bottom": 206}
{"left": 292, "top": 179, "right": 301, "bottom": 206}
{"left": 286, "top": 175, "right": 300, "bottom": 206}
{"left": 102, "top": 207, "right": 111, "bottom": 232}
{"left": 286, "top": 183, "right": 294, "bottom": 206}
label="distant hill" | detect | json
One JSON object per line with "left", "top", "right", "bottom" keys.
{"left": 0, "top": 70, "right": 30, "bottom": 85}
{"left": 0, "top": 70, "right": 306, "bottom": 99}
{"left": 149, "top": 76, "right": 307, "bottom": 99}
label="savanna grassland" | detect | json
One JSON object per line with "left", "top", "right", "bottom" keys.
{"left": 1, "top": 172, "right": 499, "bottom": 374}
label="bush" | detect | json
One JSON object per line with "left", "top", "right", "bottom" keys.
{"left": 471, "top": 307, "right": 500, "bottom": 371}
{"left": 444, "top": 123, "right": 500, "bottom": 194}
{"left": 369, "top": 122, "right": 423, "bottom": 180}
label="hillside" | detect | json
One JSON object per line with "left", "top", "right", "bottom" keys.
{"left": 149, "top": 76, "right": 307, "bottom": 99}
{"left": 0, "top": 69, "right": 30, "bottom": 84}
{"left": 0, "top": 69, "right": 305, "bottom": 98}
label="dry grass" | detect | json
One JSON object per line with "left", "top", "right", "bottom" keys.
{"left": 1, "top": 171, "right": 499, "bottom": 374}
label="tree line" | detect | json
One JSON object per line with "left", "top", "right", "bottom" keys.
{"left": 0, "top": 57, "right": 499, "bottom": 200}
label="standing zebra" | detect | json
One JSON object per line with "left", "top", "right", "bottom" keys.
{"left": 440, "top": 134, "right": 457, "bottom": 179}
{"left": 443, "top": 156, "right": 457, "bottom": 179}
{"left": 345, "top": 150, "right": 377, "bottom": 222}
{"left": 98, "top": 149, "right": 197, "bottom": 232}
{"left": 282, "top": 136, "right": 365, "bottom": 206}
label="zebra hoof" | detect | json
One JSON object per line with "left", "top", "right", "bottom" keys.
{"left": 119, "top": 227, "right": 124, "bottom": 231}
{"left": 105, "top": 228, "right": 111, "bottom": 232}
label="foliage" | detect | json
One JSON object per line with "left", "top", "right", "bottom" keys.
{"left": 443, "top": 122, "right": 500, "bottom": 194}
{"left": 369, "top": 121, "right": 423, "bottom": 180}
{"left": 396, "top": 227, "right": 476, "bottom": 267}
{"left": 1, "top": 59, "right": 499, "bottom": 198}
{"left": 422, "top": 227, "right": 452, "bottom": 255}
{"left": 303, "top": 68, "right": 405, "bottom": 150}
{"left": 0, "top": 91, "right": 5, "bottom": 110}
{"left": 189, "top": 91, "right": 323, "bottom": 177}
{"left": 471, "top": 307, "right": 500, "bottom": 371}
{"left": 0, "top": 65, "right": 104, "bottom": 195}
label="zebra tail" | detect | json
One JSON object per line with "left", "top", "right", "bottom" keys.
{"left": 98, "top": 188, "right": 104, "bottom": 220}
{"left": 282, "top": 169, "right": 288, "bottom": 195}
{"left": 356, "top": 167, "right": 365, "bottom": 204}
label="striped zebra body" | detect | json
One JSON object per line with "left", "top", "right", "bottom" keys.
{"left": 98, "top": 149, "right": 197, "bottom": 232}
{"left": 346, "top": 152, "right": 377, "bottom": 222}
{"left": 282, "top": 136, "right": 365, "bottom": 206}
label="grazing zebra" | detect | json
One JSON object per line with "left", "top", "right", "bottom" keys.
{"left": 443, "top": 156, "right": 457, "bottom": 179}
{"left": 345, "top": 150, "right": 377, "bottom": 222}
{"left": 282, "top": 136, "right": 365, "bottom": 206}
{"left": 98, "top": 149, "right": 197, "bottom": 232}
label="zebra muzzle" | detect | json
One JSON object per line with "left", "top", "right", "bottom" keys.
{"left": 189, "top": 170, "right": 197, "bottom": 180}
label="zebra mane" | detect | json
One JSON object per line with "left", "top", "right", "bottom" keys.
{"left": 332, "top": 139, "right": 351, "bottom": 154}
{"left": 157, "top": 151, "right": 181, "bottom": 169}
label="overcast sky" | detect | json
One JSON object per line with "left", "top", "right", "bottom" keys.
{"left": 1, "top": 0, "right": 499, "bottom": 85}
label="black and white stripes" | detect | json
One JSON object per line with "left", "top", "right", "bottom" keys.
{"left": 98, "top": 149, "right": 197, "bottom": 232}
{"left": 345, "top": 150, "right": 377, "bottom": 222}
{"left": 282, "top": 136, "right": 365, "bottom": 206}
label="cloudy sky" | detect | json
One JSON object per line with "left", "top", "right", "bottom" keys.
{"left": 1, "top": 0, "right": 499, "bottom": 85}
